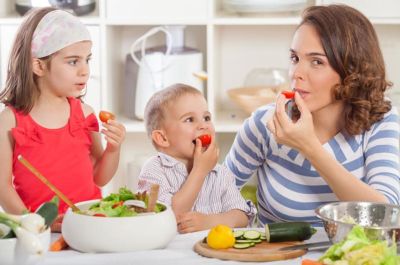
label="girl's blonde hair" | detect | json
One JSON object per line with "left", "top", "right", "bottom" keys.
{"left": 0, "top": 7, "right": 56, "bottom": 114}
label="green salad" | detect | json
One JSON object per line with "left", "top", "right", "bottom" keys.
{"left": 319, "top": 225, "right": 400, "bottom": 265}
{"left": 81, "top": 187, "right": 166, "bottom": 217}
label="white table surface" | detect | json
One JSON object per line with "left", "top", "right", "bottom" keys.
{"left": 41, "top": 228, "right": 329, "bottom": 265}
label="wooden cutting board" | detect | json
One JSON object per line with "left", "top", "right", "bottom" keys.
{"left": 193, "top": 240, "right": 307, "bottom": 262}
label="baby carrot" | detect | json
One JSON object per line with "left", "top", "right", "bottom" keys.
{"left": 50, "top": 235, "right": 68, "bottom": 251}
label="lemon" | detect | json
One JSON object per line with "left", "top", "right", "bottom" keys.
{"left": 207, "top": 224, "right": 235, "bottom": 249}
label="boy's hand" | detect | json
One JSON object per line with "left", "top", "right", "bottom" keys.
{"left": 101, "top": 120, "right": 126, "bottom": 152}
{"left": 192, "top": 137, "right": 219, "bottom": 177}
{"left": 177, "top": 212, "right": 211, "bottom": 233}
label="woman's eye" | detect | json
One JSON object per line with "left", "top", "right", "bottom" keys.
{"left": 312, "top": 59, "right": 323, "bottom": 66}
{"left": 290, "top": 54, "right": 299, "bottom": 63}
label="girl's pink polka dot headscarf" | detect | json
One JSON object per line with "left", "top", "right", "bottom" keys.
{"left": 31, "top": 10, "right": 91, "bottom": 58}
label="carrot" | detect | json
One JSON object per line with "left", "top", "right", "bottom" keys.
{"left": 50, "top": 235, "right": 68, "bottom": 251}
{"left": 301, "top": 259, "right": 324, "bottom": 265}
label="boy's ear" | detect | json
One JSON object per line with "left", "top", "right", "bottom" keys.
{"left": 151, "top": 129, "right": 169, "bottom": 148}
{"left": 32, "top": 58, "right": 47, "bottom": 77}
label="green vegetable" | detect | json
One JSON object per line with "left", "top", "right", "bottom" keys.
{"left": 319, "top": 225, "right": 400, "bottom": 265}
{"left": 243, "top": 230, "right": 261, "bottom": 240}
{"left": 233, "top": 243, "right": 253, "bottom": 249}
{"left": 264, "top": 222, "right": 316, "bottom": 242}
{"left": 35, "top": 196, "right": 59, "bottom": 228}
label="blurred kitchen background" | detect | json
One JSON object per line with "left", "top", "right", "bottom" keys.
{"left": 0, "top": 0, "right": 399, "bottom": 195}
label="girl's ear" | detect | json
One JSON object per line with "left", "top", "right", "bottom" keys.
{"left": 32, "top": 58, "right": 46, "bottom": 77}
{"left": 151, "top": 129, "right": 169, "bottom": 148}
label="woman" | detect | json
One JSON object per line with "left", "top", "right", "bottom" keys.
{"left": 225, "top": 4, "right": 400, "bottom": 225}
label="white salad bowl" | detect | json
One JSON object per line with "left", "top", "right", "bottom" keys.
{"left": 62, "top": 199, "right": 177, "bottom": 252}
{"left": 0, "top": 225, "right": 51, "bottom": 265}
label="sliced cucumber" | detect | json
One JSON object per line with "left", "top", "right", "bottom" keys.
{"left": 265, "top": 221, "right": 316, "bottom": 242}
{"left": 233, "top": 230, "right": 244, "bottom": 239}
{"left": 233, "top": 243, "right": 252, "bottom": 249}
{"left": 243, "top": 230, "right": 261, "bottom": 240}
{"left": 235, "top": 239, "right": 255, "bottom": 244}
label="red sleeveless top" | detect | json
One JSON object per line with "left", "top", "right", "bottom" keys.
{"left": 11, "top": 97, "right": 101, "bottom": 213}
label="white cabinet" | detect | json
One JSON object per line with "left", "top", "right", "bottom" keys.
{"left": 1, "top": 0, "right": 399, "bottom": 193}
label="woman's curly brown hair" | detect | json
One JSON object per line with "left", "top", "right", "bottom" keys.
{"left": 293, "top": 4, "right": 392, "bottom": 135}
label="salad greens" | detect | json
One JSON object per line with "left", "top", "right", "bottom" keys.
{"left": 85, "top": 187, "right": 166, "bottom": 217}
{"left": 319, "top": 225, "right": 400, "bottom": 265}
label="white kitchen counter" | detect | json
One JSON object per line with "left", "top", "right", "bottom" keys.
{"left": 40, "top": 228, "right": 329, "bottom": 265}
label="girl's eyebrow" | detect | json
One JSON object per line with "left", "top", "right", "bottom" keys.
{"left": 290, "top": 48, "right": 326, "bottom": 57}
{"left": 64, "top": 53, "right": 92, "bottom": 59}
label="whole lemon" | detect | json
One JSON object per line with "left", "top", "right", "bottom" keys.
{"left": 207, "top": 224, "right": 235, "bottom": 249}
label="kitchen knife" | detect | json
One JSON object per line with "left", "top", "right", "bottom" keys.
{"left": 280, "top": 241, "right": 332, "bottom": 251}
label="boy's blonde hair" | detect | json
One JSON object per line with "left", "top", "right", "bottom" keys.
{"left": 144, "top": 83, "right": 203, "bottom": 138}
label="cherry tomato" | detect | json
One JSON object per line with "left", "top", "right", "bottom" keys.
{"left": 198, "top": 134, "right": 212, "bottom": 147}
{"left": 99, "top": 110, "right": 115, "bottom": 123}
{"left": 93, "top": 213, "right": 106, "bottom": 217}
{"left": 281, "top": 91, "right": 295, "bottom": 99}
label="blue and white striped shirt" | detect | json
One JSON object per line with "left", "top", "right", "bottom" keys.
{"left": 138, "top": 152, "right": 257, "bottom": 221}
{"left": 225, "top": 104, "right": 400, "bottom": 226}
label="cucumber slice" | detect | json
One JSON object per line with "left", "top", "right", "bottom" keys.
{"left": 252, "top": 239, "right": 262, "bottom": 244}
{"left": 265, "top": 222, "right": 317, "bottom": 242}
{"left": 233, "top": 243, "right": 252, "bottom": 249}
{"left": 235, "top": 239, "right": 255, "bottom": 244}
{"left": 233, "top": 230, "right": 244, "bottom": 239}
{"left": 243, "top": 230, "right": 261, "bottom": 240}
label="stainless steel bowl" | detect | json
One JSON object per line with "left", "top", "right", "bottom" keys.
{"left": 315, "top": 202, "right": 400, "bottom": 244}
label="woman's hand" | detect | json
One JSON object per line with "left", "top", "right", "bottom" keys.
{"left": 192, "top": 137, "right": 219, "bottom": 177}
{"left": 267, "top": 92, "right": 317, "bottom": 153}
{"left": 101, "top": 120, "right": 126, "bottom": 152}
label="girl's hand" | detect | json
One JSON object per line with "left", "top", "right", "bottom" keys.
{"left": 177, "top": 211, "right": 209, "bottom": 233}
{"left": 267, "top": 92, "right": 317, "bottom": 152}
{"left": 192, "top": 137, "right": 219, "bottom": 177}
{"left": 100, "top": 120, "right": 126, "bottom": 152}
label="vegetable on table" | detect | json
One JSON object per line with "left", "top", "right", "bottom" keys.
{"left": 99, "top": 110, "right": 115, "bottom": 123}
{"left": 301, "top": 259, "right": 323, "bottom": 265}
{"left": 50, "top": 235, "right": 68, "bottom": 251}
{"left": 207, "top": 224, "right": 235, "bottom": 249}
{"left": 0, "top": 196, "right": 59, "bottom": 254}
{"left": 264, "top": 222, "right": 316, "bottom": 243}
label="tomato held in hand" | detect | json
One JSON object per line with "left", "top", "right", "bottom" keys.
{"left": 198, "top": 134, "right": 212, "bottom": 147}
{"left": 99, "top": 110, "right": 115, "bottom": 123}
{"left": 281, "top": 91, "right": 295, "bottom": 99}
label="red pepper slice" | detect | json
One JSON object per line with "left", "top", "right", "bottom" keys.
{"left": 281, "top": 91, "right": 295, "bottom": 99}
{"left": 112, "top": 201, "right": 124, "bottom": 209}
{"left": 93, "top": 213, "right": 106, "bottom": 217}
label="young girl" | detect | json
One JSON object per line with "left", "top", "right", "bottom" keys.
{"left": 0, "top": 8, "right": 126, "bottom": 223}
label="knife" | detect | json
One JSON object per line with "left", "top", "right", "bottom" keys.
{"left": 280, "top": 241, "right": 332, "bottom": 251}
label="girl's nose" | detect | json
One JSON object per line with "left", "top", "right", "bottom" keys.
{"left": 79, "top": 63, "right": 90, "bottom": 76}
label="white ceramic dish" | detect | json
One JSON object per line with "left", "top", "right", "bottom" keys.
{"left": 0, "top": 227, "right": 50, "bottom": 265}
{"left": 62, "top": 199, "right": 177, "bottom": 253}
